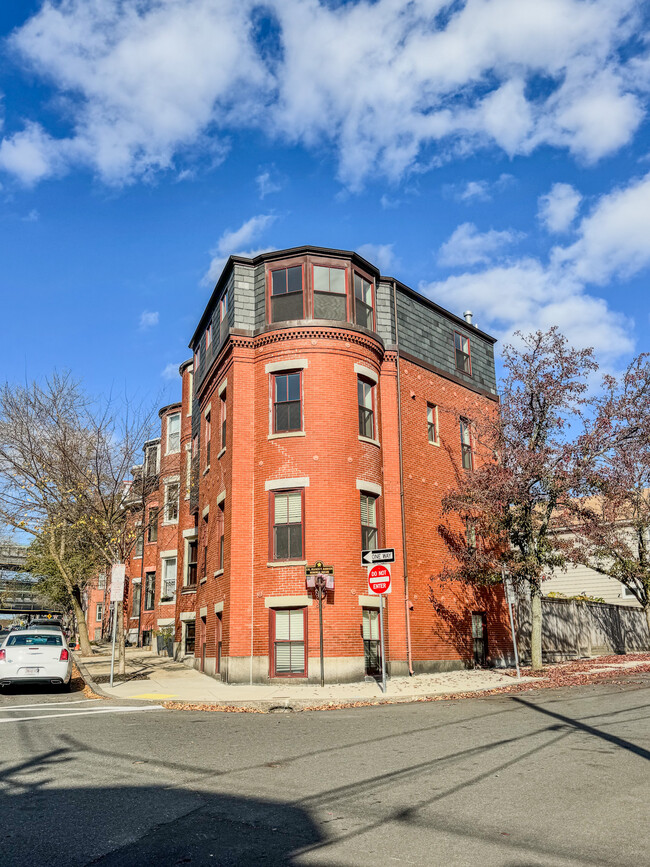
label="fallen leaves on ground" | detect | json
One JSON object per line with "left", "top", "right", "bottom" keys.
{"left": 161, "top": 652, "right": 650, "bottom": 714}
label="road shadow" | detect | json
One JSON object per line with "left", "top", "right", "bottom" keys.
{"left": 0, "top": 771, "right": 322, "bottom": 866}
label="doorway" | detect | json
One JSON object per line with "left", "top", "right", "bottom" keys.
{"left": 363, "top": 608, "right": 381, "bottom": 676}
{"left": 471, "top": 612, "right": 488, "bottom": 666}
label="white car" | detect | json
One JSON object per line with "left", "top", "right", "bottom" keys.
{"left": 0, "top": 629, "right": 73, "bottom": 690}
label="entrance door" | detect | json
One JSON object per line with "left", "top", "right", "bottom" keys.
{"left": 216, "top": 612, "right": 223, "bottom": 674}
{"left": 363, "top": 608, "right": 381, "bottom": 676}
{"left": 471, "top": 612, "right": 488, "bottom": 666}
{"left": 199, "top": 616, "right": 206, "bottom": 672}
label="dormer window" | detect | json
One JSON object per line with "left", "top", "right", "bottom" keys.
{"left": 270, "top": 266, "right": 303, "bottom": 322}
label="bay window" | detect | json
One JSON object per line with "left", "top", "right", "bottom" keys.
{"left": 358, "top": 377, "right": 375, "bottom": 439}
{"left": 313, "top": 265, "right": 347, "bottom": 319}
{"left": 354, "top": 273, "right": 374, "bottom": 329}
{"left": 273, "top": 372, "right": 301, "bottom": 433}
{"left": 272, "top": 490, "right": 303, "bottom": 561}
{"left": 272, "top": 608, "right": 306, "bottom": 676}
{"left": 271, "top": 265, "right": 303, "bottom": 322}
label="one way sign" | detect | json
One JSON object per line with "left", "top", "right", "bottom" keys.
{"left": 361, "top": 548, "right": 395, "bottom": 566}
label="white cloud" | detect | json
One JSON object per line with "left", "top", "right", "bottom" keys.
{"left": 380, "top": 194, "right": 401, "bottom": 210}
{"left": 139, "top": 310, "right": 159, "bottom": 330}
{"left": 0, "top": 0, "right": 646, "bottom": 187}
{"left": 538, "top": 183, "right": 582, "bottom": 233}
{"left": 256, "top": 168, "right": 281, "bottom": 199}
{"left": 161, "top": 362, "right": 179, "bottom": 380}
{"left": 21, "top": 209, "right": 39, "bottom": 222}
{"left": 203, "top": 213, "right": 276, "bottom": 285}
{"left": 556, "top": 171, "right": 650, "bottom": 284}
{"left": 446, "top": 173, "right": 515, "bottom": 203}
{"left": 438, "top": 223, "right": 523, "bottom": 267}
{"left": 357, "top": 243, "right": 396, "bottom": 274}
{"left": 426, "top": 172, "right": 650, "bottom": 362}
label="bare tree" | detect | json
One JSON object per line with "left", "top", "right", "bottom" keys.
{"left": 0, "top": 373, "right": 155, "bottom": 656}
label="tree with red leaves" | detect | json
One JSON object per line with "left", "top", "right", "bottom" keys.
{"left": 438, "top": 328, "right": 597, "bottom": 670}
{"left": 562, "top": 354, "right": 650, "bottom": 632}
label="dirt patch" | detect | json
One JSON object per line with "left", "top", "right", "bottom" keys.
{"left": 93, "top": 671, "right": 150, "bottom": 684}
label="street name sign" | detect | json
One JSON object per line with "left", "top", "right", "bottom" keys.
{"left": 368, "top": 563, "right": 392, "bottom": 595}
{"left": 110, "top": 564, "right": 126, "bottom": 602}
{"left": 361, "top": 547, "right": 395, "bottom": 566}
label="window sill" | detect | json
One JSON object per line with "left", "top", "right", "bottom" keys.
{"left": 358, "top": 435, "right": 380, "bottom": 448}
{"left": 162, "top": 521, "right": 179, "bottom": 527}
{"left": 203, "top": 465, "right": 210, "bottom": 476}
{"left": 182, "top": 585, "right": 197, "bottom": 594}
{"left": 160, "top": 599, "right": 175, "bottom": 605}
{"left": 133, "top": 555, "right": 142, "bottom": 560}
{"left": 268, "top": 430, "right": 306, "bottom": 440}
{"left": 267, "top": 560, "right": 308, "bottom": 568}
{"left": 213, "top": 569, "right": 224, "bottom": 578}
{"left": 200, "top": 577, "right": 207, "bottom": 584}
{"left": 428, "top": 439, "right": 441, "bottom": 447}
{"left": 217, "top": 447, "right": 226, "bottom": 460}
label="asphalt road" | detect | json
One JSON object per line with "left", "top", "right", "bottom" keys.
{"left": 0, "top": 675, "right": 648, "bottom": 867}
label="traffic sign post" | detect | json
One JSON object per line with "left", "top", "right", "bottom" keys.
{"left": 109, "top": 564, "right": 125, "bottom": 689}
{"left": 305, "top": 561, "right": 334, "bottom": 687}
{"left": 367, "top": 563, "right": 391, "bottom": 693}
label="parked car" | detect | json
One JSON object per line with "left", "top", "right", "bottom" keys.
{"left": 0, "top": 630, "right": 73, "bottom": 690}
{"left": 28, "top": 619, "right": 64, "bottom": 631}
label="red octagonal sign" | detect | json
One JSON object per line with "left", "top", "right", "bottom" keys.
{"left": 368, "top": 563, "right": 391, "bottom": 595}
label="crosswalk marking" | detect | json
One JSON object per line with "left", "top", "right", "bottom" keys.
{"left": 0, "top": 699, "right": 100, "bottom": 712}
{"left": 0, "top": 705, "right": 164, "bottom": 724}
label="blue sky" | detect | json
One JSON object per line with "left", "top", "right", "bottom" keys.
{"left": 1, "top": 0, "right": 649, "bottom": 407}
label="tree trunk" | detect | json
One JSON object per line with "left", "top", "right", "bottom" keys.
{"left": 117, "top": 601, "right": 126, "bottom": 675}
{"left": 530, "top": 582, "right": 543, "bottom": 670}
{"left": 70, "top": 590, "right": 92, "bottom": 656}
{"left": 645, "top": 605, "right": 650, "bottom": 641}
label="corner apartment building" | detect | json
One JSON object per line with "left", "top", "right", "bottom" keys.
{"left": 123, "top": 245, "right": 512, "bottom": 683}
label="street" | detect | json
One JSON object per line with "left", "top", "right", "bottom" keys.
{"left": 0, "top": 677, "right": 648, "bottom": 866}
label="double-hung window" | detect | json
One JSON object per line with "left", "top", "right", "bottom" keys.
{"left": 466, "top": 519, "right": 477, "bottom": 554}
{"left": 194, "top": 345, "right": 200, "bottom": 372}
{"left": 205, "top": 323, "right": 212, "bottom": 351}
{"left": 205, "top": 410, "right": 211, "bottom": 468}
{"left": 358, "top": 378, "right": 375, "bottom": 439}
{"left": 161, "top": 557, "right": 177, "bottom": 602}
{"left": 360, "top": 493, "right": 378, "bottom": 550}
{"left": 167, "top": 413, "right": 181, "bottom": 454}
{"left": 132, "top": 582, "right": 141, "bottom": 617}
{"left": 455, "top": 332, "right": 471, "bottom": 374}
{"left": 134, "top": 522, "right": 143, "bottom": 558}
{"left": 144, "top": 443, "right": 159, "bottom": 477}
{"left": 354, "top": 273, "right": 374, "bottom": 330}
{"left": 313, "top": 265, "right": 347, "bottom": 320}
{"left": 270, "top": 266, "right": 303, "bottom": 322}
{"left": 184, "top": 621, "right": 196, "bottom": 655}
{"left": 272, "top": 608, "right": 306, "bottom": 676}
{"left": 144, "top": 572, "right": 156, "bottom": 610}
{"left": 272, "top": 491, "right": 303, "bottom": 561}
{"left": 273, "top": 372, "right": 301, "bottom": 433}
{"left": 96, "top": 603, "right": 103, "bottom": 622}
{"left": 220, "top": 391, "right": 227, "bottom": 451}
{"left": 427, "top": 404, "right": 438, "bottom": 444}
{"left": 164, "top": 479, "right": 180, "bottom": 523}
{"left": 460, "top": 418, "right": 473, "bottom": 470}
{"left": 147, "top": 507, "right": 158, "bottom": 543}
{"left": 218, "top": 502, "right": 225, "bottom": 571}
{"left": 186, "top": 540, "right": 198, "bottom": 586}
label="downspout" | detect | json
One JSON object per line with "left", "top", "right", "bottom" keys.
{"left": 392, "top": 280, "right": 414, "bottom": 676}
{"left": 137, "top": 462, "right": 146, "bottom": 647}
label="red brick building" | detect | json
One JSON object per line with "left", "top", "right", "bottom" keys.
{"left": 123, "top": 245, "right": 512, "bottom": 682}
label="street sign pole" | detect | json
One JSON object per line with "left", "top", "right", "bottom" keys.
{"left": 109, "top": 599, "right": 118, "bottom": 688}
{"left": 378, "top": 595, "right": 387, "bottom": 694}
{"left": 316, "top": 575, "right": 325, "bottom": 688}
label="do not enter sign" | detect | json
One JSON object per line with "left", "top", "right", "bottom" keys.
{"left": 368, "top": 563, "right": 392, "bottom": 595}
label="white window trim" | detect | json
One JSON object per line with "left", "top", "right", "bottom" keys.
{"left": 166, "top": 412, "right": 181, "bottom": 455}
{"left": 427, "top": 403, "right": 440, "bottom": 446}
{"left": 160, "top": 554, "right": 177, "bottom": 604}
{"left": 162, "top": 476, "right": 181, "bottom": 525}
{"left": 180, "top": 612, "right": 196, "bottom": 622}
{"left": 202, "top": 504, "right": 210, "bottom": 517}
{"left": 356, "top": 479, "right": 382, "bottom": 496}
{"left": 217, "top": 490, "right": 226, "bottom": 505}
{"left": 266, "top": 560, "right": 308, "bottom": 568}
{"left": 354, "top": 363, "right": 378, "bottom": 384}
{"left": 358, "top": 595, "right": 381, "bottom": 609}
{"left": 199, "top": 606, "right": 208, "bottom": 618}
{"left": 214, "top": 601, "right": 224, "bottom": 614}
{"left": 268, "top": 431, "right": 307, "bottom": 441}
{"left": 186, "top": 369, "right": 194, "bottom": 416}
{"left": 358, "top": 435, "right": 380, "bottom": 447}
{"left": 157, "top": 617, "right": 175, "bottom": 627}
{"left": 218, "top": 378, "right": 227, "bottom": 397}
{"left": 133, "top": 520, "right": 143, "bottom": 559}
{"left": 265, "top": 477, "right": 310, "bottom": 491}
{"left": 265, "top": 358, "right": 309, "bottom": 373}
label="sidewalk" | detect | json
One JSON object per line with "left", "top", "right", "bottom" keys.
{"left": 75, "top": 646, "right": 533, "bottom": 710}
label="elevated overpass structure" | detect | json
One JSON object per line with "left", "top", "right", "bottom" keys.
{"left": 0, "top": 543, "right": 63, "bottom": 616}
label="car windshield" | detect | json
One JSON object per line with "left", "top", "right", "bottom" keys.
{"left": 7, "top": 634, "right": 63, "bottom": 646}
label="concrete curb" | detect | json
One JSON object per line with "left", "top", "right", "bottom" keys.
{"left": 73, "top": 653, "right": 112, "bottom": 699}
{"left": 160, "top": 677, "right": 538, "bottom": 713}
